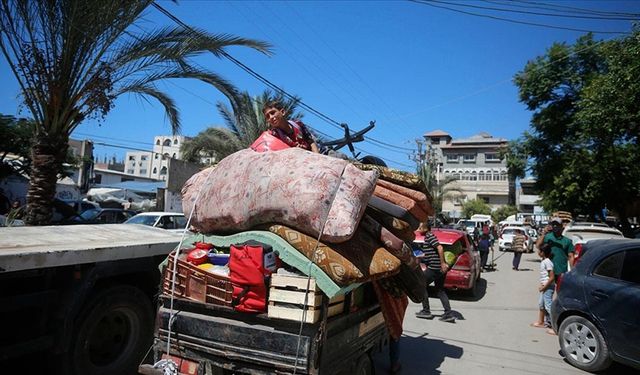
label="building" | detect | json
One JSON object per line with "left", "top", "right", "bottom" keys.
{"left": 124, "top": 135, "right": 190, "bottom": 181}
{"left": 424, "top": 130, "right": 509, "bottom": 218}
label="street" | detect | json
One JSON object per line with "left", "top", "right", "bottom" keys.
{"left": 373, "top": 248, "right": 586, "bottom": 375}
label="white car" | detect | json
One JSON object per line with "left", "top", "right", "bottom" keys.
{"left": 124, "top": 211, "right": 188, "bottom": 233}
{"left": 498, "top": 226, "right": 531, "bottom": 252}
{"left": 562, "top": 222, "right": 625, "bottom": 261}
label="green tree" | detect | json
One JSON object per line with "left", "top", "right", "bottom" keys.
{"left": 0, "top": 0, "right": 270, "bottom": 224}
{"left": 501, "top": 140, "right": 527, "bottom": 206}
{"left": 491, "top": 205, "right": 518, "bottom": 223}
{"left": 181, "top": 90, "right": 302, "bottom": 163}
{"left": 462, "top": 198, "right": 491, "bottom": 218}
{"left": 513, "top": 30, "right": 640, "bottom": 234}
{"left": 0, "top": 114, "right": 34, "bottom": 179}
{"left": 416, "top": 141, "right": 462, "bottom": 215}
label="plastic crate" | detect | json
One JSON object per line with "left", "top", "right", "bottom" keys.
{"left": 163, "top": 251, "right": 233, "bottom": 307}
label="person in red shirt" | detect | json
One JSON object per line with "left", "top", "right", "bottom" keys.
{"left": 262, "top": 100, "right": 319, "bottom": 153}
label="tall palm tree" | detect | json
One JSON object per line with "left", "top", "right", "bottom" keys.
{"left": 0, "top": 0, "right": 271, "bottom": 224}
{"left": 181, "top": 90, "right": 302, "bottom": 162}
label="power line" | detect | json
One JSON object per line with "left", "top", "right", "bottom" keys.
{"left": 408, "top": 0, "right": 630, "bottom": 34}
{"left": 440, "top": 0, "right": 640, "bottom": 21}
{"left": 152, "top": 2, "right": 416, "bottom": 154}
{"left": 509, "top": 0, "right": 640, "bottom": 18}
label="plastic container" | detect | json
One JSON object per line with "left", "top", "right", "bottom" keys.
{"left": 187, "top": 248, "right": 209, "bottom": 265}
{"left": 208, "top": 252, "right": 230, "bottom": 266}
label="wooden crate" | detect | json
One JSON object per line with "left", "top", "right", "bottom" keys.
{"left": 163, "top": 251, "right": 233, "bottom": 307}
{"left": 268, "top": 274, "right": 345, "bottom": 323}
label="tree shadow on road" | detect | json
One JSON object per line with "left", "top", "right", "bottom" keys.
{"left": 373, "top": 334, "right": 463, "bottom": 374}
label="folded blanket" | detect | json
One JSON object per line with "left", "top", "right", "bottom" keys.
{"left": 354, "top": 163, "right": 431, "bottom": 199}
{"left": 269, "top": 224, "right": 401, "bottom": 285}
{"left": 365, "top": 207, "right": 416, "bottom": 243}
{"left": 182, "top": 148, "right": 378, "bottom": 243}
{"left": 368, "top": 196, "right": 420, "bottom": 230}
{"left": 376, "top": 179, "right": 434, "bottom": 216}
{"left": 359, "top": 214, "right": 418, "bottom": 268}
{"left": 373, "top": 185, "right": 428, "bottom": 223}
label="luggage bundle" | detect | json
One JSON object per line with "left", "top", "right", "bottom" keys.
{"left": 171, "top": 147, "right": 433, "bottom": 333}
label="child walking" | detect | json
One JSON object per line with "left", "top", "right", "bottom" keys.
{"left": 531, "top": 245, "right": 555, "bottom": 334}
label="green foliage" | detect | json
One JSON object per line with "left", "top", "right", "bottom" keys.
{"left": 462, "top": 198, "right": 491, "bottom": 218}
{"left": 491, "top": 205, "right": 518, "bottom": 223}
{"left": 0, "top": 0, "right": 270, "bottom": 224}
{"left": 512, "top": 30, "right": 640, "bottom": 226}
{"left": 181, "top": 90, "right": 302, "bottom": 163}
{"left": 0, "top": 114, "right": 34, "bottom": 179}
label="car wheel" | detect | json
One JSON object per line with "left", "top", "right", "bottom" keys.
{"left": 558, "top": 315, "right": 612, "bottom": 372}
{"left": 64, "top": 285, "right": 154, "bottom": 375}
{"left": 466, "top": 278, "right": 479, "bottom": 298}
{"left": 352, "top": 353, "right": 373, "bottom": 375}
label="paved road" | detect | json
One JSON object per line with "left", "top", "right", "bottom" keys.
{"left": 373, "top": 247, "right": 587, "bottom": 375}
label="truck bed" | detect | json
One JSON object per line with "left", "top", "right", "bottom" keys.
{"left": 0, "top": 224, "right": 181, "bottom": 273}
{"left": 155, "top": 294, "right": 387, "bottom": 374}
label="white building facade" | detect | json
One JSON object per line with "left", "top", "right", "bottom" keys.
{"left": 124, "top": 135, "right": 189, "bottom": 181}
{"left": 424, "top": 130, "right": 509, "bottom": 218}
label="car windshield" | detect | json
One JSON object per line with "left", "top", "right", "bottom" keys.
{"left": 502, "top": 228, "right": 523, "bottom": 235}
{"left": 79, "top": 209, "right": 101, "bottom": 221}
{"left": 125, "top": 215, "right": 159, "bottom": 226}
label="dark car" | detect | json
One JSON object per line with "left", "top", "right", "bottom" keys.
{"left": 63, "top": 208, "right": 135, "bottom": 224}
{"left": 551, "top": 239, "right": 640, "bottom": 372}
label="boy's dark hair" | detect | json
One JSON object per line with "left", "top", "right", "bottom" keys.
{"left": 540, "top": 243, "right": 554, "bottom": 259}
{"left": 262, "top": 100, "right": 285, "bottom": 113}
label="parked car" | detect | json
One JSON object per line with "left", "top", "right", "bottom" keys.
{"left": 430, "top": 228, "right": 482, "bottom": 296}
{"left": 124, "top": 211, "right": 187, "bottom": 233}
{"left": 563, "top": 222, "right": 625, "bottom": 262}
{"left": 498, "top": 226, "right": 531, "bottom": 252}
{"left": 63, "top": 208, "right": 135, "bottom": 224}
{"left": 551, "top": 239, "right": 640, "bottom": 372}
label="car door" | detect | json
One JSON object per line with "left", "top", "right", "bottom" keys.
{"left": 586, "top": 248, "right": 640, "bottom": 361}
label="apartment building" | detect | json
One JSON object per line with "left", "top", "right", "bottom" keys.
{"left": 124, "top": 135, "right": 191, "bottom": 181}
{"left": 424, "top": 130, "right": 509, "bottom": 218}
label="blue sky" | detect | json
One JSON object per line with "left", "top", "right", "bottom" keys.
{"left": 1, "top": 0, "right": 638, "bottom": 171}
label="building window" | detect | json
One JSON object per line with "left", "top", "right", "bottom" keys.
{"left": 163, "top": 139, "right": 171, "bottom": 146}
{"left": 160, "top": 166, "right": 167, "bottom": 175}
{"left": 154, "top": 154, "right": 159, "bottom": 160}
{"left": 478, "top": 172, "right": 485, "bottom": 181}
{"left": 173, "top": 138, "right": 178, "bottom": 145}
{"left": 463, "top": 154, "right": 476, "bottom": 163}
{"left": 156, "top": 140, "right": 160, "bottom": 145}
{"left": 140, "top": 169, "right": 147, "bottom": 174}
{"left": 485, "top": 153, "right": 501, "bottom": 162}
{"left": 172, "top": 153, "right": 176, "bottom": 159}
{"left": 127, "top": 169, "right": 135, "bottom": 174}
{"left": 446, "top": 154, "right": 459, "bottom": 163}
{"left": 153, "top": 167, "right": 157, "bottom": 174}
{"left": 128, "top": 155, "right": 135, "bottom": 161}
{"left": 141, "top": 155, "right": 148, "bottom": 161}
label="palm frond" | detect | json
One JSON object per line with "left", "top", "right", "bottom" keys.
{"left": 115, "top": 83, "right": 180, "bottom": 134}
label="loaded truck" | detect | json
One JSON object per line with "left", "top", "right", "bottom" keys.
{"left": 140, "top": 231, "right": 388, "bottom": 375}
{"left": 0, "top": 224, "right": 181, "bottom": 375}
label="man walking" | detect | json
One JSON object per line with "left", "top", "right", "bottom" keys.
{"left": 415, "top": 222, "right": 455, "bottom": 323}
{"left": 536, "top": 217, "right": 575, "bottom": 285}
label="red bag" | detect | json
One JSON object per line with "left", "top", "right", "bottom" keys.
{"left": 249, "top": 131, "right": 291, "bottom": 152}
{"left": 229, "top": 242, "right": 272, "bottom": 313}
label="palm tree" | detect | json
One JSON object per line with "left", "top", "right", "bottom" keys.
{"left": 181, "top": 90, "right": 302, "bottom": 162}
{"left": 0, "top": 0, "right": 271, "bottom": 224}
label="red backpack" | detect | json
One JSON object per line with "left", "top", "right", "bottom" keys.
{"left": 229, "top": 241, "right": 274, "bottom": 313}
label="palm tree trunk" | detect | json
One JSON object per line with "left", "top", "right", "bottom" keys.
{"left": 25, "top": 135, "right": 68, "bottom": 225}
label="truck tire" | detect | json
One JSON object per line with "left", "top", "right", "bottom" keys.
{"left": 64, "top": 285, "right": 154, "bottom": 375}
{"left": 353, "top": 353, "right": 373, "bottom": 375}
